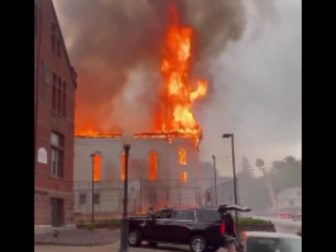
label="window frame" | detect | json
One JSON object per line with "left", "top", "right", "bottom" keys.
{"left": 51, "top": 23, "right": 56, "bottom": 54}
{"left": 50, "top": 132, "right": 64, "bottom": 178}
{"left": 94, "top": 193, "right": 100, "bottom": 204}
{"left": 79, "top": 193, "right": 86, "bottom": 205}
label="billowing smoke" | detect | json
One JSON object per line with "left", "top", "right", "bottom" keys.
{"left": 54, "top": 0, "right": 247, "bottom": 133}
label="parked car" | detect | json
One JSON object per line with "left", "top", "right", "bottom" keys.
{"left": 240, "top": 231, "right": 301, "bottom": 252}
{"left": 128, "top": 205, "right": 250, "bottom": 252}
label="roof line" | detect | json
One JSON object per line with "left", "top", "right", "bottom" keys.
{"left": 50, "top": 0, "right": 77, "bottom": 89}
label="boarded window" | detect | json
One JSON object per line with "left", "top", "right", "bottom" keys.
{"left": 62, "top": 81, "right": 66, "bottom": 117}
{"left": 148, "top": 151, "right": 158, "bottom": 181}
{"left": 57, "top": 39, "right": 61, "bottom": 57}
{"left": 51, "top": 23, "right": 56, "bottom": 53}
{"left": 40, "top": 61, "right": 49, "bottom": 101}
{"left": 94, "top": 193, "right": 100, "bottom": 204}
{"left": 57, "top": 77, "right": 62, "bottom": 114}
{"left": 79, "top": 193, "right": 86, "bottom": 205}
{"left": 52, "top": 73, "right": 57, "bottom": 110}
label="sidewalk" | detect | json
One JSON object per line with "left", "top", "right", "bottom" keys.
{"left": 35, "top": 229, "right": 120, "bottom": 246}
{"left": 35, "top": 242, "right": 191, "bottom": 252}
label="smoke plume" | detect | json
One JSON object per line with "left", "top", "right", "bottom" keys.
{"left": 54, "top": 0, "right": 247, "bottom": 133}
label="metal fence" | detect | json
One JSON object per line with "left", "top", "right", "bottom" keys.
{"left": 73, "top": 178, "right": 235, "bottom": 220}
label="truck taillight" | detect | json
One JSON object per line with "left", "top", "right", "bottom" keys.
{"left": 220, "top": 223, "right": 226, "bottom": 235}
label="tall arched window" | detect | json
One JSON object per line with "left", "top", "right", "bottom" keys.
{"left": 92, "top": 153, "right": 102, "bottom": 182}
{"left": 148, "top": 151, "right": 158, "bottom": 181}
{"left": 179, "top": 171, "right": 188, "bottom": 183}
{"left": 121, "top": 152, "right": 125, "bottom": 181}
{"left": 178, "top": 148, "right": 187, "bottom": 166}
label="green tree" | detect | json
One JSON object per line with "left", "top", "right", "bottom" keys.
{"left": 238, "top": 156, "right": 254, "bottom": 179}
{"left": 270, "top": 156, "right": 301, "bottom": 193}
{"left": 237, "top": 157, "right": 268, "bottom": 211}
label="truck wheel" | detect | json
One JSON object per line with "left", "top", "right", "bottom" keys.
{"left": 190, "top": 235, "right": 207, "bottom": 252}
{"left": 128, "top": 229, "right": 142, "bottom": 247}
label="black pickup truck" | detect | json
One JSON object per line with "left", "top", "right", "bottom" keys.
{"left": 128, "top": 207, "right": 229, "bottom": 252}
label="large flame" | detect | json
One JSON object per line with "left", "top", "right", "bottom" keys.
{"left": 154, "top": 6, "right": 208, "bottom": 139}
{"left": 75, "top": 6, "right": 207, "bottom": 146}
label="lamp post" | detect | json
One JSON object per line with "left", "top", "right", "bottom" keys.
{"left": 119, "top": 133, "right": 133, "bottom": 252}
{"left": 222, "top": 133, "right": 239, "bottom": 236}
{"left": 212, "top": 155, "right": 218, "bottom": 208}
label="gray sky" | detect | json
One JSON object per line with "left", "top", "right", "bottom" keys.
{"left": 53, "top": 0, "right": 301, "bottom": 176}
{"left": 198, "top": 0, "right": 301, "bottom": 175}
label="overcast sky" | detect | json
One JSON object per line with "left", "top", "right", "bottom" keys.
{"left": 198, "top": 0, "right": 301, "bottom": 175}
{"left": 53, "top": 0, "right": 301, "bottom": 176}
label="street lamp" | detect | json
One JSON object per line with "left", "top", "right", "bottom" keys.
{"left": 119, "top": 133, "right": 133, "bottom": 252}
{"left": 90, "top": 151, "right": 102, "bottom": 225}
{"left": 222, "top": 133, "right": 239, "bottom": 236}
{"left": 212, "top": 155, "right": 218, "bottom": 208}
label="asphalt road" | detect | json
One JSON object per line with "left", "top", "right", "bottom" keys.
{"left": 35, "top": 243, "right": 228, "bottom": 252}
{"left": 35, "top": 217, "right": 299, "bottom": 252}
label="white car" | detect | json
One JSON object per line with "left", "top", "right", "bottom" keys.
{"left": 240, "top": 231, "right": 301, "bottom": 252}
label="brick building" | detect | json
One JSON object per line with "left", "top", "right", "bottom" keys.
{"left": 35, "top": 0, "right": 77, "bottom": 232}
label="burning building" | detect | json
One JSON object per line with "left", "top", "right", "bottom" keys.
{"left": 73, "top": 6, "right": 209, "bottom": 218}
{"left": 74, "top": 134, "right": 204, "bottom": 217}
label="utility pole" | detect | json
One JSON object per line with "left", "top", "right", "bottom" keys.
{"left": 212, "top": 155, "right": 218, "bottom": 208}
{"left": 223, "top": 133, "right": 239, "bottom": 239}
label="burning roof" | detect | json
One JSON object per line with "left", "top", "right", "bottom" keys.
{"left": 75, "top": 5, "right": 207, "bottom": 148}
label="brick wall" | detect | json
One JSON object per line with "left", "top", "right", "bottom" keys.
{"left": 35, "top": 0, "right": 77, "bottom": 227}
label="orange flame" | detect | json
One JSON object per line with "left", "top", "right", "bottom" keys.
{"left": 179, "top": 171, "right": 188, "bottom": 183}
{"left": 75, "top": 5, "right": 208, "bottom": 147}
{"left": 148, "top": 151, "right": 158, "bottom": 181}
{"left": 155, "top": 6, "right": 208, "bottom": 140}
{"left": 121, "top": 152, "right": 125, "bottom": 181}
{"left": 92, "top": 154, "right": 102, "bottom": 182}
{"left": 178, "top": 148, "right": 187, "bottom": 166}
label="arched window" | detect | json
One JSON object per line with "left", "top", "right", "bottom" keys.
{"left": 91, "top": 152, "right": 102, "bottom": 182}
{"left": 179, "top": 171, "right": 188, "bottom": 183}
{"left": 91, "top": 151, "right": 103, "bottom": 182}
{"left": 178, "top": 148, "right": 187, "bottom": 166}
{"left": 148, "top": 151, "right": 158, "bottom": 181}
{"left": 121, "top": 152, "right": 125, "bottom": 181}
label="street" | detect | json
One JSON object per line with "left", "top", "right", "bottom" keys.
{"left": 35, "top": 243, "right": 228, "bottom": 252}
{"left": 35, "top": 216, "right": 299, "bottom": 252}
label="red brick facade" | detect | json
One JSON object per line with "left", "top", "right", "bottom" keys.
{"left": 35, "top": 0, "right": 77, "bottom": 227}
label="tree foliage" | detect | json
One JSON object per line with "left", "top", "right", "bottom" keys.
{"left": 270, "top": 156, "right": 301, "bottom": 193}
{"left": 237, "top": 156, "right": 301, "bottom": 212}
